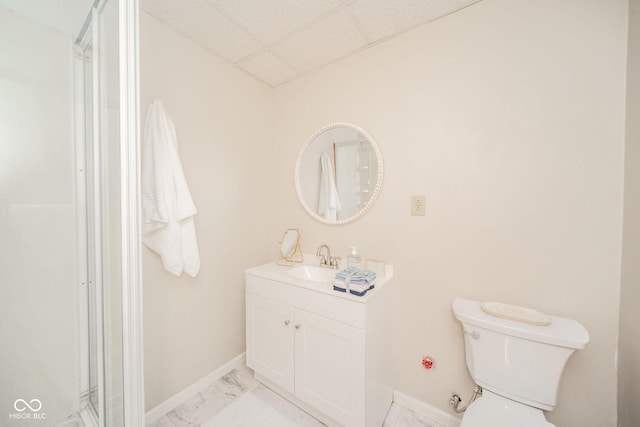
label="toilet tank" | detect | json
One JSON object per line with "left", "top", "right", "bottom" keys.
{"left": 452, "top": 298, "right": 589, "bottom": 411}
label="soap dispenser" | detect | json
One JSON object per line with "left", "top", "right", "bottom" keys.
{"left": 347, "top": 247, "right": 362, "bottom": 269}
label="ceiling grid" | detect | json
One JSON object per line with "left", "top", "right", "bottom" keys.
{"left": 139, "top": 0, "right": 484, "bottom": 86}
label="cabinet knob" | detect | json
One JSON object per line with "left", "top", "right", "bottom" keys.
{"left": 295, "top": 324, "right": 301, "bottom": 330}
{"left": 284, "top": 320, "right": 290, "bottom": 326}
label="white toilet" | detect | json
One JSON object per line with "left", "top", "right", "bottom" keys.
{"left": 452, "top": 298, "right": 589, "bottom": 427}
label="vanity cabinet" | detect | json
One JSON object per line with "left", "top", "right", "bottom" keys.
{"left": 245, "top": 263, "right": 393, "bottom": 427}
{"left": 246, "top": 293, "right": 295, "bottom": 392}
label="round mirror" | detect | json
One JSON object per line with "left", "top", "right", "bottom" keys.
{"left": 295, "top": 123, "right": 383, "bottom": 225}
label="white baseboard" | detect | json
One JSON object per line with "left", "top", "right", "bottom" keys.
{"left": 145, "top": 352, "right": 246, "bottom": 424}
{"left": 393, "top": 390, "right": 461, "bottom": 427}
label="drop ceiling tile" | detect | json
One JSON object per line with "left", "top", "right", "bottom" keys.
{"left": 238, "top": 51, "right": 298, "bottom": 87}
{"left": 210, "top": 0, "right": 346, "bottom": 44}
{"left": 141, "top": 0, "right": 485, "bottom": 87}
{"left": 348, "top": 0, "right": 481, "bottom": 41}
{"left": 271, "top": 9, "right": 368, "bottom": 73}
{"left": 141, "top": 0, "right": 262, "bottom": 63}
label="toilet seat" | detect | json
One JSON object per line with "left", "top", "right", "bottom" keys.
{"left": 459, "top": 391, "right": 555, "bottom": 427}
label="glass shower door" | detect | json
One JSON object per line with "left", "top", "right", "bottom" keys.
{"left": 0, "top": 5, "right": 80, "bottom": 426}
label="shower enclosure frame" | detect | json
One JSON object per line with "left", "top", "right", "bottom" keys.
{"left": 73, "top": 0, "right": 144, "bottom": 425}
{"left": 119, "top": 1, "right": 145, "bottom": 425}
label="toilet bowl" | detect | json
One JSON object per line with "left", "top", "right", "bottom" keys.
{"left": 452, "top": 298, "right": 589, "bottom": 427}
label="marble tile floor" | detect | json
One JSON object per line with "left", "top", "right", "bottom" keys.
{"left": 147, "top": 363, "right": 447, "bottom": 427}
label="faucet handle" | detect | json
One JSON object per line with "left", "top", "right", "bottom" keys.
{"left": 329, "top": 256, "right": 341, "bottom": 269}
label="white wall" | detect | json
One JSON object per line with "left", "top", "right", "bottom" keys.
{"left": 273, "top": 0, "right": 626, "bottom": 426}
{"left": 140, "top": 12, "right": 275, "bottom": 409}
{"left": 141, "top": 0, "right": 630, "bottom": 425}
{"left": 0, "top": 6, "right": 79, "bottom": 426}
{"left": 619, "top": 0, "right": 640, "bottom": 425}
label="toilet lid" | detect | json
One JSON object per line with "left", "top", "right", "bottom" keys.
{"left": 460, "top": 393, "right": 555, "bottom": 427}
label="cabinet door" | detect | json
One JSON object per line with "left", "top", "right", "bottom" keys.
{"left": 294, "top": 309, "right": 365, "bottom": 427}
{"left": 246, "top": 293, "right": 295, "bottom": 393}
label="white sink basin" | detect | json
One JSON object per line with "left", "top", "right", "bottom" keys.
{"left": 287, "top": 265, "right": 336, "bottom": 284}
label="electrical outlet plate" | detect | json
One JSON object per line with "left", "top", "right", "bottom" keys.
{"left": 411, "top": 195, "right": 426, "bottom": 216}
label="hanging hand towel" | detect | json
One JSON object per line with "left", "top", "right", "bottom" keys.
{"left": 317, "top": 152, "right": 341, "bottom": 221}
{"left": 142, "top": 99, "right": 200, "bottom": 277}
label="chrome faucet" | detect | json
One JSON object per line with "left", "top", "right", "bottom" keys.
{"left": 316, "top": 244, "right": 340, "bottom": 269}
{"left": 316, "top": 244, "right": 330, "bottom": 266}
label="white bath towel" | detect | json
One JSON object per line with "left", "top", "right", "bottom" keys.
{"left": 317, "top": 152, "right": 341, "bottom": 221}
{"left": 142, "top": 99, "right": 200, "bottom": 277}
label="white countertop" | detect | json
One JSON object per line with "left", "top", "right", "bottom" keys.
{"left": 245, "top": 254, "right": 393, "bottom": 303}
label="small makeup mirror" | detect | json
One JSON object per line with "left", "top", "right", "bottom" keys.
{"left": 277, "top": 228, "right": 303, "bottom": 266}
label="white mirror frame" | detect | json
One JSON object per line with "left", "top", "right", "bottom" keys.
{"left": 295, "top": 122, "right": 384, "bottom": 225}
